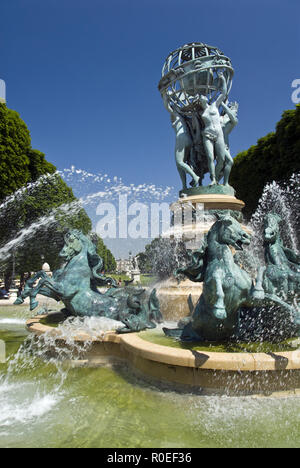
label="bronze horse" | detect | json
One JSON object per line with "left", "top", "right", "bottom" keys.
{"left": 15, "top": 230, "right": 162, "bottom": 333}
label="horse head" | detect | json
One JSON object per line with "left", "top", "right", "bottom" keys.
{"left": 264, "top": 213, "right": 282, "bottom": 244}
{"left": 61, "top": 230, "right": 118, "bottom": 289}
{"left": 212, "top": 213, "right": 251, "bottom": 251}
{"left": 59, "top": 230, "right": 85, "bottom": 262}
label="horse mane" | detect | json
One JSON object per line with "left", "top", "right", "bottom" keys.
{"left": 175, "top": 236, "right": 208, "bottom": 283}
{"left": 263, "top": 213, "right": 283, "bottom": 248}
{"left": 69, "top": 230, "right": 116, "bottom": 289}
{"left": 265, "top": 212, "right": 282, "bottom": 224}
{"left": 175, "top": 216, "right": 238, "bottom": 282}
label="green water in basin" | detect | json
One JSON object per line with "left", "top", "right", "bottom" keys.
{"left": 138, "top": 328, "right": 298, "bottom": 353}
{"left": 1, "top": 306, "right": 300, "bottom": 448}
{"left": 40, "top": 314, "right": 298, "bottom": 353}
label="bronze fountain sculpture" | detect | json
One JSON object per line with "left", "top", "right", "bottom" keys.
{"left": 15, "top": 230, "right": 163, "bottom": 333}
{"left": 15, "top": 42, "right": 300, "bottom": 347}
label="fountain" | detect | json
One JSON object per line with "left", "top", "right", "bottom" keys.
{"left": 156, "top": 43, "right": 248, "bottom": 320}
{"left": 2, "top": 39, "right": 300, "bottom": 431}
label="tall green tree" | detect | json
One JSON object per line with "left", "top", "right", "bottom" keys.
{"left": 136, "top": 251, "right": 151, "bottom": 274}
{"left": 0, "top": 104, "right": 56, "bottom": 199}
{"left": 0, "top": 103, "right": 115, "bottom": 287}
{"left": 93, "top": 234, "right": 116, "bottom": 273}
{"left": 230, "top": 105, "right": 300, "bottom": 218}
{"left": 0, "top": 172, "right": 93, "bottom": 287}
{"left": 137, "top": 237, "right": 187, "bottom": 280}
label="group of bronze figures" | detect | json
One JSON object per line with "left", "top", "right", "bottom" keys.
{"left": 163, "top": 72, "right": 238, "bottom": 190}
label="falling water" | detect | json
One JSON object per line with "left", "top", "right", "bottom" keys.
{"left": 0, "top": 167, "right": 176, "bottom": 263}
{"left": 1, "top": 172, "right": 300, "bottom": 447}
{"left": 0, "top": 315, "right": 64, "bottom": 430}
{"left": 0, "top": 308, "right": 125, "bottom": 434}
{"left": 251, "top": 174, "right": 299, "bottom": 252}
{"left": 0, "top": 199, "right": 82, "bottom": 262}
{"left": 234, "top": 173, "right": 300, "bottom": 276}
{"left": 59, "top": 166, "right": 174, "bottom": 204}
{"left": 2, "top": 307, "right": 300, "bottom": 447}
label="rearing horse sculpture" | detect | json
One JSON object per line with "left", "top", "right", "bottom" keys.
{"left": 15, "top": 230, "right": 162, "bottom": 332}
{"left": 164, "top": 214, "right": 297, "bottom": 341}
{"left": 260, "top": 213, "right": 300, "bottom": 298}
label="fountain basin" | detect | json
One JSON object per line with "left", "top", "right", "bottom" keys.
{"left": 27, "top": 315, "right": 300, "bottom": 396}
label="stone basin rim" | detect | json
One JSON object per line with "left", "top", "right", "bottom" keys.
{"left": 26, "top": 316, "right": 300, "bottom": 373}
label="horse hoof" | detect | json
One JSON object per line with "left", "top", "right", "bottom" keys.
{"left": 14, "top": 297, "right": 24, "bottom": 305}
{"left": 213, "top": 307, "right": 227, "bottom": 320}
{"left": 30, "top": 300, "right": 39, "bottom": 311}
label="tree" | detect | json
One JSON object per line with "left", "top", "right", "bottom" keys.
{"left": 0, "top": 172, "right": 93, "bottom": 287}
{"left": 229, "top": 105, "right": 300, "bottom": 218}
{"left": 137, "top": 237, "right": 187, "bottom": 280}
{"left": 0, "top": 103, "right": 114, "bottom": 288}
{"left": 0, "top": 103, "right": 56, "bottom": 200}
{"left": 92, "top": 234, "right": 116, "bottom": 273}
{"left": 136, "top": 252, "right": 151, "bottom": 274}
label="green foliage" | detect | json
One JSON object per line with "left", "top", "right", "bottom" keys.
{"left": 136, "top": 251, "right": 151, "bottom": 274}
{"left": 109, "top": 273, "right": 155, "bottom": 287}
{"left": 0, "top": 104, "right": 56, "bottom": 200}
{"left": 27, "top": 149, "right": 56, "bottom": 182}
{"left": 109, "top": 273, "right": 131, "bottom": 282}
{"left": 90, "top": 234, "right": 116, "bottom": 273}
{"left": 0, "top": 103, "right": 114, "bottom": 282}
{"left": 230, "top": 105, "right": 300, "bottom": 218}
{"left": 0, "top": 173, "right": 93, "bottom": 273}
{"left": 137, "top": 237, "right": 187, "bottom": 280}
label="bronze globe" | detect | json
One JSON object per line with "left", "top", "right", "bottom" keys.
{"left": 158, "top": 42, "right": 234, "bottom": 115}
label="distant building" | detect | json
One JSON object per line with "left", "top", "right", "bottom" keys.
{"left": 0, "top": 79, "right": 6, "bottom": 104}
{"left": 116, "top": 257, "right": 132, "bottom": 275}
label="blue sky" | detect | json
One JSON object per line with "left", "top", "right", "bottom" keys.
{"left": 1, "top": 0, "right": 300, "bottom": 257}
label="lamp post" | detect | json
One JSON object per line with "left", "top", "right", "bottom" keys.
{"left": 11, "top": 249, "right": 16, "bottom": 289}
{"left": 0, "top": 79, "right": 6, "bottom": 104}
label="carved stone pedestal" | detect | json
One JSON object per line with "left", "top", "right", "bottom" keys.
{"left": 158, "top": 192, "right": 248, "bottom": 320}
{"left": 131, "top": 270, "right": 141, "bottom": 284}
{"left": 170, "top": 193, "right": 248, "bottom": 248}
{"left": 156, "top": 277, "right": 202, "bottom": 321}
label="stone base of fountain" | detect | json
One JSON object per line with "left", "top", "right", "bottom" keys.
{"left": 173, "top": 193, "right": 245, "bottom": 211}
{"left": 157, "top": 193, "right": 248, "bottom": 321}
{"left": 27, "top": 315, "right": 300, "bottom": 396}
{"left": 156, "top": 277, "right": 202, "bottom": 320}
{"left": 170, "top": 193, "right": 249, "bottom": 244}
